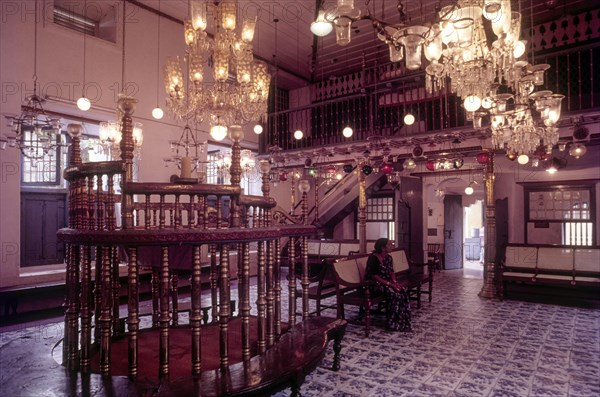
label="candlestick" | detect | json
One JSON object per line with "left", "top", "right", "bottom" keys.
{"left": 181, "top": 156, "right": 192, "bottom": 179}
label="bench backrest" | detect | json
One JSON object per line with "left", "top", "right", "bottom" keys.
{"left": 389, "top": 249, "right": 409, "bottom": 273}
{"left": 339, "top": 242, "right": 360, "bottom": 256}
{"left": 320, "top": 242, "right": 340, "bottom": 257}
{"left": 332, "top": 258, "right": 361, "bottom": 285}
{"left": 537, "top": 247, "right": 574, "bottom": 271}
{"left": 574, "top": 248, "right": 600, "bottom": 273}
{"left": 504, "top": 245, "right": 538, "bottom": 269}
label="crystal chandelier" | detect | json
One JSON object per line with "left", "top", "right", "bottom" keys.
{"left": 317, "top": 0, "right": 564, "bottom": 159}
{"left": 98, "top": 114, "right": 143, "bottom": 160}
{"left": 214, "top": 149, "right": 256, "bottom": 181}
{"left": 163, "top": 124, "right": 207, "bottom": 180}
{"left": 164, "top": 0, "right": 271, "bottom": 141}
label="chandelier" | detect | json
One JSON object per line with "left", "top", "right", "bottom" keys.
{"left": 164, "top": 0, "right": 271, "bottom": 141}
{"left": 98, "top": 109, "right": 143, "bottom": 160}
{"left": 214, "top": 149, "right": 257, "bottom": 181}
{"left": 4, "top": 94, "right": 63, "bottom": 159}
{"left": 317, "top": 0, "right": 564, "bottom": 160}
{"left": 163, "top": 124, "right": 207, "bottom": 180}
{"left": 2, "top": 0, "right": 62, "bottom": 159}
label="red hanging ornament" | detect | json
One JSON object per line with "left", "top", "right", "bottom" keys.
{"left": 476, "top": 151, "right": 490, "bottom": 164}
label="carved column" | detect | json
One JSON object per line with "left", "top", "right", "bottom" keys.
{"left": 479, "top": 152, "right": 499, "bottom": 299}
{"left": 358, "top": 166, "right": 367, "bottom": 254}
{"left": 229, "top": 125, "right": 243, "bottom": 228}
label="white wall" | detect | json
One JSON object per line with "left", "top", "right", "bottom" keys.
{"left": 0, "top": 2, "right": 257, "bottom": 287}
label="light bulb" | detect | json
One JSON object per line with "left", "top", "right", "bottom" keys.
{"left": 342, "top": 126, "right": 353, "bottom": 138}
{"left": 210, "top": 125, "right": 228, "bottom": 141}
{"left": 513, "top": 40, "right": 526, "bottom": 58}
{"left": 77, "top": 96, "right": 91, "bottom": 111}
{"left": 253, "top": 124, "right": 263, "bottom": 134}
{"left": 152, "top": 107, "right": 164, "bottom": 119}
{"left": 464, "top": 185, "right": 474, "bottom": 195}
{"left": 517, "top": 154, "right": 529, "bottom": 165}
{"left": 404, "top": 113, "right": 415, "bottom": 125}
{"left": 463, "top": 95, "right": 482, "bottom": 112}
{"left": 294, "top": 129, "right": 303, "bottom": 140}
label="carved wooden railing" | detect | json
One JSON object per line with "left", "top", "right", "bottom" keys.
{"left": 57, "top": 101, "right": 346, "bottom": 396}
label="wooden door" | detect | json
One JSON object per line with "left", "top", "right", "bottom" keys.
{"left": 495, "top": 197, "right": 509, "bottom": 264}
{"left": 444, "top": 194, "right": 463, "bottom": 270}
{"left": 396, "top": 201, "right": 410, "bottom": 254}
{"left": 20, "top": 192, "right": 66, "bottom": 267}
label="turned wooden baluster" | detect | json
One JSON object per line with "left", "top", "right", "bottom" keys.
{"left": 80, "top": 245, "right": 92, "bottom": 372}
{"left": 191, "top": 245, "right": 202, "bottom": 376}
{"left": 274, "top": 238, "right": 282, "bottom": 337}
{"left": 171, "top": 273, "right": 179, "bottom": 326}
{"left": 256, "top": 238, "right": 266, "bottom": 353}
{"left": 241, "top": 241, "right": 251, "bottom": 361}
{"left": 159, "top": 246, "right": 170, "bottom": 378}
{"left": 151, "top": 269, "right": 160, "bottom": 328}
{"left": 99, "top": 246, "right": 113, "bottom": 375}
{"left": 126, "top": 247, "right": 139, "bottom": 379}
{"left": 288, "top": 236, "right": 297, "bottom": 326}
{"left": 107, "top": 175, "right": 120, "bottom": 336}
{"left": 218, "top": 243, "right": 231, "bottom": 369}
{"left": 64, "top": 124, "right": 82, "bottom": 370}
{"left": 144, "top": 194, "right": 151, "bottom": 229}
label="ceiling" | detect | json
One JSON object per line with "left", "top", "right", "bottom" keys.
{"left": 126, "top": 0, "right": 593, "bottom": 90}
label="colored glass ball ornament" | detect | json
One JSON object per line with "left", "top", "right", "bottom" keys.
{"left": 476, "top": 151, "right": 490, "bottom": 164}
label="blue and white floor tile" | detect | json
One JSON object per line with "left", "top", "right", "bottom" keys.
{"left": 272, "top": 270, "right": 600, "bottom": 397}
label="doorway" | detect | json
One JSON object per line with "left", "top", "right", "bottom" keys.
{"left": 463, "top": 200, "right": 484, "bottom": 271}
{"left": 443, "top": 194, "right": 463, "bottom": 269}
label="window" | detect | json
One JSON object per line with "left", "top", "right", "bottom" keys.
{"left": 54, "top": 6, "right": 97, "bottom": 36}
{"left": 358, "top": 196, "right": 395, "bottom": 240}
{"left": 21, "top": 130, "right": 67, "bottom": 186}
{"left": 526, "top": 185, "right": 595, "bottom": 246}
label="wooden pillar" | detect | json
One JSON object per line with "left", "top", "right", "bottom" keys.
{"left": 288, "top": 236, "right": 297, "bottom": 327}
{"left": 256, "top": 239, "right": 266, "bottom": 353}
{"left": 358, "top": 167, "right": 367, "bottom": 253}
{"left": 79, "top": 246, "right": 92, "bottom": 372}
{"left": 99, "top": 247, "right": 113, "bottom": 375}
{"left": 479, "top": 152, "right": 499, "bottom": 299}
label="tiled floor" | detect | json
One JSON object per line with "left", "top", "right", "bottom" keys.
{"left": 1, "top": 269, "right": 599, "bottom": 397}
{"left": 274, "top": 270, "right": 600, "bottom": 397}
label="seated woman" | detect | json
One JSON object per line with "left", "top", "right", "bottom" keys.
{"left": 365, "top": 238, "right": 412, "bottom": 332}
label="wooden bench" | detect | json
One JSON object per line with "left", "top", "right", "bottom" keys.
{"left": 501, "top": 244, "right": 600, "bottom": 303}
{"left": 330, "top": 249, "right": 433, "bottom": 336}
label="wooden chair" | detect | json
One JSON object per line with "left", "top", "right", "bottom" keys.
{"left": 295, "top": 260, "right": 337, "bottom": 316}
{"left": 331, "top": 257, "right": 385, "bottom": 337}
{"left": 427, "top": 243, "right": 443, "bottom": 272}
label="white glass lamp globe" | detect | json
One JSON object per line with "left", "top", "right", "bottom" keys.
{"left": 342, "top": 126, "right": 353, "bottom": 138}
{"left": 517, "top": 154, "right": 529, "bottom": 165}
{"left": 210, "top": 125, "right": 228, "bottom": 141}
{"left": 464, "top": 185, "right": 474, "bottom": 195}
{"left": 152, "top": 107, "right": 164, "bottom": 119}
{"left": 404, "top": 113, "right": 415, "bottom": 125}
{"left": 464, "top": 95, "right": 482, "bottom": 112}
{"left": 253, "top": 124, "right": 263, "bottom": 134}
{"left": 77, "top": 96, "right": 91, "bottom": 111}
{"left": 294, "top": 129, "right": 303, "bottom": 140}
